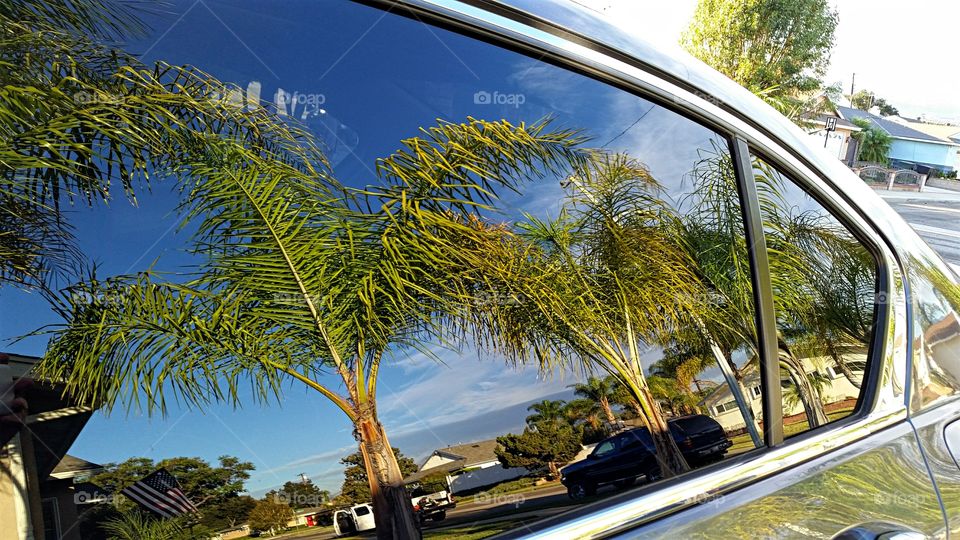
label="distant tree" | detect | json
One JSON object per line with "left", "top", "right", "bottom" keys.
{"left": 850, "top": 90, "right": 876, "bottom": 111}
{"left": 336, "top": 449, "right": 417, "bottom": 506}
{"left": 569, "top": 376, "right": 618, "bottom": 426}
{"left": 851, "top": 118, "right": 892, "bottom": 164}
{"left": 201, "top": 495, "right": 257, "bottom": 531}
{"left": 524, "top": 399, "right": 567, "bottom": 427}
{"left": 247, "top": 498, "right": 293, "bottom": 535}
{"left": 563, "top": 398, "right": 603, "bottom": 429}
{"left": 681, "top": 0, "right": 838, "bottom": 102}
{"left": 91, "top": 456, "right": 254, "bottom": 508}
{"left": 496, "top": 422, "right": 582, "bottom": 479}
{"left": 269, "top": 480, "right": 329, "bottom": 509}
{"left": 850, "top": 90, "right": 899, "bottom": 117}
{"left": 874, "top": 97, "right": 899, "bottom": 117}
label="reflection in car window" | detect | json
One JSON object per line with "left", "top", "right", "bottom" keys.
{"left": 751, "top": 156, "right": 878, "bottom": 436}
{"left": 11, "top": 0, "right": 798, "bottom": 535}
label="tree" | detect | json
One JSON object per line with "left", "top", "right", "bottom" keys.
{"left": 90, "top": 456, "right": 254, "bottom": 508}
{"left": 524, "top": 399, "right": 567, "bottom": 427}
{"left": 201, "top": 495, "right": 257, "bottom": 531}
{"left": 850, "top": 90, "right": 876, "bottom": 111}
{"left": 850, "top": 90, "right": 899, "bottom": 116}
{"left": 851, "top": 118, "right": 893, "bottom": 164}
{"left": 0, "top": 0, "right": 323, "bottom": 295}
{"left": 681, "top": 0, "right": 838, "bottom": 101}
{"left": 874, "top": 98, "right": 899, "bottom": 117}
{"left": 569, "top": 376, "right": 618, "bottom": 427}
{"left": 247, "top": 498, "right": 294, "bottom": 536}
{"left": 496, "top": 422, "right": 582, "bottom": 479}
{"left": 336, "top": 449, "right": 418, "bottom": 507}
{"left": 36, "top": 118, "right": 590, "bottom": 539}
{"left": 478, "top": 153, "right": 705, "bottom": 477}
{"left": 269, "top": 480, "right": 329, "bottom": 509}
{"left": 101, "top": 510, "right": 187, "bottom": 540}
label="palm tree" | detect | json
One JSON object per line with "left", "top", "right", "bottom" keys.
{"left": 647, "top": 375, "right": 699, "bottom": 417}
{"left": 525, "top": 399, "right": 567, "bottom": 427}
{"left": 35, "top": 118, "right": 590, "bottom": 539}
{"left": 851, "top": 118, "right": 892, "bottom": 165}
{"left": 563, "top": 398, "right": 604, "bottom": 430}
{"left": 1, "top": 0, "right": 320, "bottom": 294}
{"left": 568, "top": 376, "right": 618, "bottom": 427}
{"left": 475, "top": 153, "right": 706, "bottom": 477}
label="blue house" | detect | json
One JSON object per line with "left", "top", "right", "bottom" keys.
{"left": 837, "top": 106, "right": 960, "bottom": 174}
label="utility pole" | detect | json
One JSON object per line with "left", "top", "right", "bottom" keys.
{"left": 850, "top": 73, "right": 856, "bottom": 97}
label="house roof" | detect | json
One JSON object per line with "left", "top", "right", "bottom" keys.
{"left": 405, "top": 439, "right": 502, "bottom": 484}
{"left": 435, "top": 440, "right": 500, "bottom": 467}
{"left": 837, "top": 106, "right": 955, "bottom": 144}
{"left": 890, "top": 118, "right": 960, "bottom": 143}
{"left": 50, "top": 454, "right": 103, "bottom": 479}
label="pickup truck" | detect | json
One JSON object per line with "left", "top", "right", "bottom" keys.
{"left": 411, "top": 490, "right": 456, "bottom": 523}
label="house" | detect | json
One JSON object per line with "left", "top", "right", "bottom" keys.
{"left": 404, "top": 439, "right": 527, "bottom": 494}
{"left": 700, "top": 354, "right": 863, "bottom": 433}
{"left": 836, "top": 106, "right": 960, "bottom": 174}
{"left": 806, "top": 113, "right": 862, "bottom": 163}
{"left": 887, "top": 117, "right": 960, "bottom": 173}
{"left": 1, "top": 353, "right": 98, "bottom": 540}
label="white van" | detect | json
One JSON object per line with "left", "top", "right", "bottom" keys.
{"left": 332, "top": 503, "right": 375, "bottom": 536}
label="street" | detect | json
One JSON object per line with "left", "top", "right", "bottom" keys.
{"left": 880, "top": 187, "right": 960, "bottom": 272}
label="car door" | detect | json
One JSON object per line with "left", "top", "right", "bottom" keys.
{"left": 901, "top": 250, "right": 960, "bottom": 533}
{"left": 589, "top": 437, "right": 623, "bottom": 485}
{"left": 118, "top": 1, "right": 945, "bottom": 538}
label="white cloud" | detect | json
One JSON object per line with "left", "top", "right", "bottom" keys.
{"left": 376, "top": 351, "right": 579, "bottom": 438}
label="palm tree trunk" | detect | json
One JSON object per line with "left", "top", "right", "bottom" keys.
{"left": 635, "top": 384, "right": 690, "bottom": 478}
{"left": 599, "top": 397, "right": 617, "bottom": 427}
{"left": 547, "top": 461, "right": 559, "bottom": 480}
{"left": 777, "top": 343, "right": 828, "bottom": 428}
{"left": 825, "top": 339, "right": 861, "bottom": 389}
{"left": 679, "top": 385, "right": 702, "bottom": 414}
{"left": 356, "top": 411, "right": 420, "bottom": 540}
{"left": 694, "top": 318, "right": 762, "bottom": 447}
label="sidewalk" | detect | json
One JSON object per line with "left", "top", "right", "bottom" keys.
{"left": 877, "top": 185, "right": 960, "bottom": 203}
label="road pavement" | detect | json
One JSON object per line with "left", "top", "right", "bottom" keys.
{"left": 879, "top": 188, "right": 960, "bottom": 273}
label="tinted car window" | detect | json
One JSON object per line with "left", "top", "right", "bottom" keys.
{"left": 5, "top": 0, "right": 792, "bottom": 535}
{"left": 751, "top": 155, "right": 878, "bottom": 436}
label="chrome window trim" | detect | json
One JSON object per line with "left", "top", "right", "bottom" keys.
{"left": 364, "top": 0, "right": 912, "bottom": 536}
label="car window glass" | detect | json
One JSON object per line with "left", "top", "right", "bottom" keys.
{"left": 3, "top": 0, "right": 790, "bottom": 535}
{"left": 751, "top": 155, "right": 878, "bottom": 437}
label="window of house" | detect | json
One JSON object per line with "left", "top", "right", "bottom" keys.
{"left": 750, "top": 155, "right": 878, "bottom": 437}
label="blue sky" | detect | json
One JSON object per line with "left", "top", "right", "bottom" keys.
{"left": 1, "top": 0, "right": 738, "bottom": 495}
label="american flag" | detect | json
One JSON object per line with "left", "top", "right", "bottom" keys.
{"left": 121, "top": 468, "right": 198, "bottom": 518}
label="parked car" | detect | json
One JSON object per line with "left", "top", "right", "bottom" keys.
{"left": 560, "top": 415, "right": 732, "bottom": 499}
{"left": 332, "top": 504, "right": 375, "bottom": 537}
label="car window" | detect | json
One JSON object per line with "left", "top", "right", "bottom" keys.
{"left": 750, "top": 155, "right": 879, "bottom": 437}
{"left": 593, "top": 439, "right": 619, "bottom": 458}
{"left": 5, "top": 0, "right": 801, "bottom": 536}
{"left": 353, "top": 505, "right": 370, "bottom": 516}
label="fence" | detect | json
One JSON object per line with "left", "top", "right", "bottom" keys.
{"left": 851, "top": 164, "right": 928, "bottom": 191}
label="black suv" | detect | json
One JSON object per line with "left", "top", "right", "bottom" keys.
{"left": 560, "top": 415, "right": 732, "bottom": 499}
